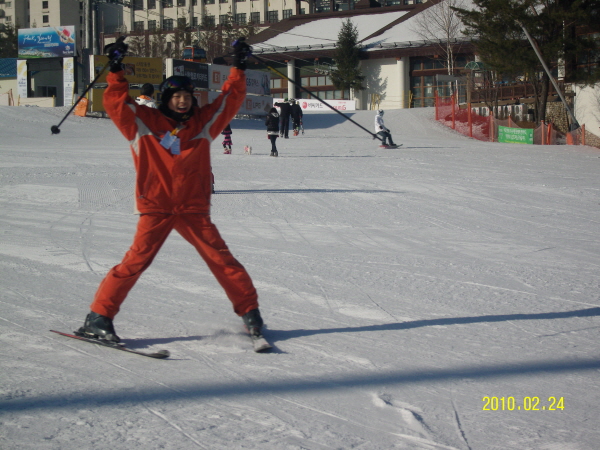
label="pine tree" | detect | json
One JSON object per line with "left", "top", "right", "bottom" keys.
{"left": 330, "top": 18, "right": 365, "bottom": 97}
{"left": 453, "top": 0, "right": 600, "bottom": 124}
{"left": 0, "top": 23, "right": 19, "bottom": 58}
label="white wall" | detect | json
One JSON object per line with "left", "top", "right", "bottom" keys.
{"left": 574, "top": 83, "right": 600, "bottom": 134}
{"left": 359, "top": 57, "right": 401, "bottom": 110}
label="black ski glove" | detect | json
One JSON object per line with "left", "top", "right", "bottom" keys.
{"left": 232, "top": 37, "right": 252, "bottom": 71}
{"left": 104, "top": 36, "right": 128, "bottom": 73}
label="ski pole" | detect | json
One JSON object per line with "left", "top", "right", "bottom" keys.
{"left": 51, "top": 35, "right": 127, "bottom": 135}
{"left": 50, "top": 58, "right": 112, "bottom": 135}
{"left": 250, "top": 53, "right": 384, "bottom": 142}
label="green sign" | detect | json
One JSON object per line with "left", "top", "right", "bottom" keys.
{"left": 498, "top": 126, "right": 533, "bottom": 144}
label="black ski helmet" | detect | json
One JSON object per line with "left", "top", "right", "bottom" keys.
{"left": 159, "top": 76, "right": 195, "bottom": 105}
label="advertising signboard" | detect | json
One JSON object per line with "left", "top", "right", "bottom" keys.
{"left": 90, "top": 56, "right": 163, "bottom": 85}
{"left": 207, "top": 91, "right": 273, "bottom": 115}
{"left": 63, "top": 57, "right": 75, "bottom": 106}
{"left": 18, "top": 27, "right": 76, "bottom": 59}
{"left": 169, "top": 59, "right": 209, "bottom": 89}
{"left": 497, "top": 126, "right": 534, "bottom": 145}
{"left": 17, "top": 60, "right": 28, "bottom": 99}
{"left": 209, "top": 65, "right": 270, "bottom": 95}
{"left": 273, "top": 98, "right": 356, "bottom": 112}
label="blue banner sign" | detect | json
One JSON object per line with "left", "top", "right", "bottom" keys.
{"left": 18, "top": 26, "right": 76, "bottom": 59}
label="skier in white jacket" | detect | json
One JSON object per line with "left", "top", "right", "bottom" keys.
{"left": 374, "top": 109, "right": 396, "bottom": 146}
{"left": 135, "top": 83, "right": 157, "bottom": 108}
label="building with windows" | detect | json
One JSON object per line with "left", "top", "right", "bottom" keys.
{"left": 1, "top": 0, "right": 86, "bottom": 55}
{"left": 105, "top": 0, "right": 424, "bottom": 41}
{"left": 104, "top": 0, "right": 473, "bottom": 110}
{"left": 3, "top": 0, "right": 87, "bottom": 105}
{"left": 238, "top": 1, "right": 474, "bottom": 110}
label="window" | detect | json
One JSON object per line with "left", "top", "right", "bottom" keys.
{"left": 250, "top": 12, "right": 260, "bottom": 24}
{"left": 163, "top": 0, "right": 173, "bottom": 7}
{"left": 315, "top": 0, "right": 330, "bottom": 12}
{"left": 148, "top": 20, "right": 157, "bottom": 31}
{"left": 177, "top": 0, "right": 186, "bottom": 5}
{"left": 42, "top": 1, "right": 48, "bottom": 8}
{"left": 133, "top": 0, "right": 143, "bottom": 10}
{"left": 283, "top": 9, "right": 293, "bottom": 19}
{"left": 203, "top": 15, "right": 215, "bottom": 27}
{"left": 163, "top": 18, "right": 174, "bottom": 30}
{"left": 42, "top": 15, "right": 49, "bottom": 23}
{"left": 192, "top": 17, "right": 198, "bottom": 27}
{"left": 270, "top": 78, "right": 282, "bottom": 89}
{"left": 6, "top": 16, "right": 12, "bottom": 22}
{"left": 38, "top": 86, "right": 57, "bottom": 97}
{"left": 148, "top": 0, "right": 156, "bottom": 8}
{"left": 234, "top": 13, "right": 246, "bottom": 25}
{"left": 301, "top": 76, "right": 333, "bottom": 87}
{"left": 219, "top": 14, "right": 229, "bottom": 25}
{"left": 267, "top": 10, "right": 278, "bottom": 23}
{"left": 204, "top": 0, "right": 215, "bottom": 4}
{"left": 178, "top": 17, "right": 186, "bottom": 28}
{"left": 410, "top": 75, "right": 435, "bottom": 108}
{"left": 577, "top": 32, "right": 600, "bottom": 74}
{"left": 193, "top": 0, "right": 198, "bottom": 4}
{"left": 134, "top": 21, "right": 144, "bottom": 31}
{"left": 219, "top": 0, "right": 227, "bottom": 3}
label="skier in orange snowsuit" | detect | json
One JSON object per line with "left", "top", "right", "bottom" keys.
{"left": 79, "top": 37, "right": 264, "bottom": 342}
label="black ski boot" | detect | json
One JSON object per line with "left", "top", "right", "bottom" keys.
{"left": 242, "top": 308, "right": 264, "bottom": 337}
{"left": 77, "top": 312, "right": 121, "bottom": 343}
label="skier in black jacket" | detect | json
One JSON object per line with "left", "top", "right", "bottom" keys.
{"left": 274, "top": 98, "right": 291, "bottom": 138}
{"left": 265, "top": 107, "right": 280, "bottom": 157}
{"left": 290, "top": 99, "right": 303, "bottom": 136}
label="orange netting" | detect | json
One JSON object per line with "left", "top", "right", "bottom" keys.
{"left": 434, "top": 92, "right": 581, "bottom": 146}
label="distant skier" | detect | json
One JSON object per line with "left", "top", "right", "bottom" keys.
{"left": 290, "top": 99, "right": 303, "bottom": 136}
{"left": 222, "top": 123, "right": 233, "bottom": 154}
{"left": 274, "top": 98, "right": 291, "bottom": 138}
{"left": 374, "top": 109, "right": 396, "bottom": 147}
{"left": 265, "top": 107, "right": 280, "bottom": 157}
{"left": 135, "top": 83, "right": 157, "bottom": 108}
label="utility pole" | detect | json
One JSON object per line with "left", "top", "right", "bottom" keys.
{"left": 517, "top": 20, "right": 580, "bottom": 131}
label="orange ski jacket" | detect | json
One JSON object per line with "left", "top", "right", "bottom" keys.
{"left": 103, "top": 67, "right": 246, "bottom": 214}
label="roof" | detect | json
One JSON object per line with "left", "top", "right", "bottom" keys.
{"left": 245, "top": 0, "right": 474, "bottom": 61}
{"left": 0, "top": 58, "right": 17, "bottom": 78}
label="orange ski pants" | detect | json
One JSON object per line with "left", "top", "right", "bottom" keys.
{"left": 90, "top": 213, "right": 259, "bottom": 319}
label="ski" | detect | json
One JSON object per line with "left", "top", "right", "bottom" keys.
{"left": 50, "top": 330, "right": 170, "bottom": 359}
{"left": 251, "top": 334, "right": 273, "bottom": 352}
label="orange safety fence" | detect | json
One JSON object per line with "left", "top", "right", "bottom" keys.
{"left": 435, "top": 92, "right": 584, "bottom": 146}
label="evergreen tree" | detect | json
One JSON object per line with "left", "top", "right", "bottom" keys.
{"left": 0, "top": 23, "right": 19, "bottom": 58}
{"left": 330, "top": 18, "right": 365, "bottom": 96}
{"left": 453, "top": 0, "right": 600, "bottom": 124}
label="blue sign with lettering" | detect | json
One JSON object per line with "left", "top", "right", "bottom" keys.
{"left": 18, "top": 27, "right": 76, "bottom": 59}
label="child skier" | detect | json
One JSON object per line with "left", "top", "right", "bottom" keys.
{"left": 78, "top": 37, "right": 265, "bottom": 344}
{"left": 222, "top": 123, "right": 233, "bottom": 154}
{"left": 135, "top": 83, "right": 157, "bottom": 108}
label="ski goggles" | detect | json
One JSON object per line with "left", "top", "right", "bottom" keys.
{"left": 160, "top": 76, "right": 195, "bottom": 93}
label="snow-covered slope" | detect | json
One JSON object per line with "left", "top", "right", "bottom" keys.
{"left": 1, "top": 105, "right": 599, "bottom": 449}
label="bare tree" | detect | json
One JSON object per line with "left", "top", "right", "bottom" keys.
{"left": 411, "top": 0, "right": 467, "bottom": 75}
